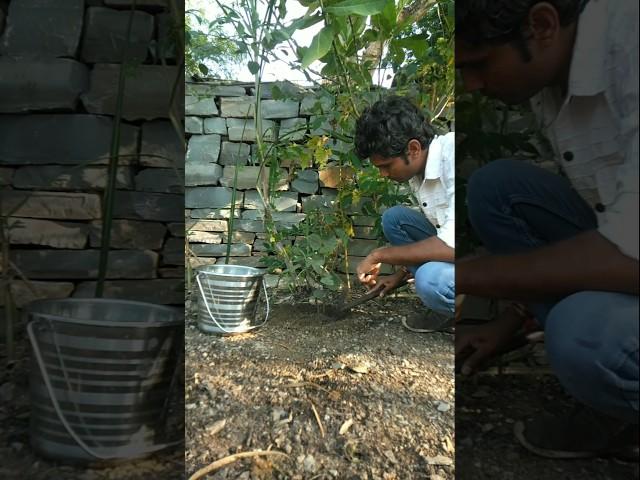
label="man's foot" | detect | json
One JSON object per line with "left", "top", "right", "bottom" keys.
{"left": 514, "top": 407, "right": 639, "bottom": 460}
{"left": 402, "top": 311, "right": 454, "bottom": 333}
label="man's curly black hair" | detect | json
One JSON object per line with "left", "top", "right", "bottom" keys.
{"left": 457, "top": 0, "right": 587, "bottom": 60}
{"left": 354, "top": 95, "right": 435, "bottom": 161}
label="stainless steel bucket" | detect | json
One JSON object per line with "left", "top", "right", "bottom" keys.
{"left": 26, "top": 298, "right": 183, "bottom": 463}
{"left": 196, "top": 264, "right": 270, "bottom": 334}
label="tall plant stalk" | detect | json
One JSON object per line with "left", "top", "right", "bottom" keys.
{"left": 95, "top": 0, "right": 138, "bottom": 297}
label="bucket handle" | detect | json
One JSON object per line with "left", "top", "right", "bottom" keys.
{"left": 196, "top": 271, "right": 270, "bottom": 334}
{"left": 27, "top": 319, "right": 182, "bottom": 460}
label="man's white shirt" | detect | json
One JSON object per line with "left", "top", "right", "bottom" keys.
{"left": 408, "top": 131, "right": 456, "bottom": 249}
{"left": 530, "top": 0, "right": 639, "bottom": 259}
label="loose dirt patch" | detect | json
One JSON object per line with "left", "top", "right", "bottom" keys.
{"left": 185, "top": 287, "right": 455, "bottom": 480}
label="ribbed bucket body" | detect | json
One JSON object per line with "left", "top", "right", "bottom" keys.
{"left": 26, "top": 299, "right": 182, "bottom": 463}
{"left": 196, "top": 264, "right": 266, "bottom": 334}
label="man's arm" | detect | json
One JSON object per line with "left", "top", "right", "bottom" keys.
{"left": 370, "top": 236, "right": 455, "bottom": 266}
{"left": 457, "top": 230, "right": 639, "bottom": 300}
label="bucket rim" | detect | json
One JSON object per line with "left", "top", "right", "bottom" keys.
{"left": 198, "top": 264, "right": 266, "bottom": 278}
{"left": 25, "top": 298, "right": 183, "bottom": 328}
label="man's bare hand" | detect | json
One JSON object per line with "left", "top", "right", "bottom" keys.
{"left": 357, "top": 252, "right": 382, "bottom": 288}
{"left": 369, "top": 269, "right": 407, "bottom": 297}
{"left": 455, "top": 306, "right": 524, "bottom": 375}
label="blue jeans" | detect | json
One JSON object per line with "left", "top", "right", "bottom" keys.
{"left": 467, "top": 159, "right": 639, "bottom": 423}
{"left": 381, "top": 205, "right": 455, "bottom": 315}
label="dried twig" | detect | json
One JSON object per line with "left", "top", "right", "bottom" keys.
{"left": 188, "top": 450, "right": 288, "bottom": 480}
{"left": 282, "top": 382, "right": 329, "bottom": 393}
{"left": 309, "top": 401, "right": 325, "bottom": 438}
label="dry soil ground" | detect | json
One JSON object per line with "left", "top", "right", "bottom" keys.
{"left": 185, "top": 287, "right": 456, "bottom": 480}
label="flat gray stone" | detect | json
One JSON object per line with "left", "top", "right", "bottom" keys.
{"left": 159, "top": 267, "right": 183, "bottom": 278}
{"left": 220, "top": 166, "right": 285, "bottom": 190}
{"left": 104, "top": 0, "right": 168, "bottom": 7}
{"left": 7, "top": 218, "right": 88, "bottom": 249}
{"left": 279, "top": 117, "right": 307, "bottom": 141}
{"left": 167, "top": 223, "right": 184, "bottom": 237}
{"left": 135, "top": 168, "right": 183, "bottom": 193}
{"left": 13, "top": 166, "right": 133, "bottom": 190}
{"left": 224, "top": 255, "right": 266, "bottom": 268}
{"left": 250, "top": 81, "right": 305, "bottom": 99}
{"left": 187, "top": 231, "right": 223, "bottom": 244}
{"left": 90, "top": 219, "right": 166, "bottom": 249}
{"left": 185, "top": 116, "right": 203, "bottom": 134}
{"left": 6, "top": 281, "right": 75, "bottom": 309}
{"left": 309, "top": 115, "right": 332, "bottom": 136}
{"left": 272, "top": 212, "right": 306, "bottom": 227}
{"left": 189, "top": 209, "right": 240, "bottom": 219}
{"left": 219, "top": 141, "right": 250, "bottom": 166}
{"left": 203, "top": 117, "right": 227, "bottom": 135}
{"left": 300, "top": 95, "right": 334, "bottom": 115}
{"left": 0, "top": 114, "right": 138, "bottom": 166}
{"left": 353, "top": 226, "right": 380, "bottom": 240}
{"left": 186, "top": 83, "right": 246, "bottom": 97}
{"left": 233, "top": 220, "right": 265, "bottom": 233}
{"left": 162, "top": 237, "right": 184, "bottom": 265}
{"left": 244, "top": 191, "right": 298, "bottom": 212}
{"left": 186, "top": 219, "right": 228, "bottom": 232}
{"left": 11, "top": 249, "right": 158, "bottom": 279}
{"left": 291, "top": 169, "right": 318, "bottom": 194}
{"left": 241, "top": 210, "right": 264, "bottom": 220}
{"left": 228, "top": 231, "right": 256, "bottom": 244}
{"left": 81, "top": 7, "right": 154, "bottom": 63}
{"left": 140, "top": 120, "right": 183, "bottom": 168}
{"left": 186, "top": 134, "right": 220, "bottom": 164}
{"left": 0, "top": 191, "right": 101, "bottom": 219}
{"left": 73, "top": 279, "right": 184, "bottom": 305}
{"left": 112, "top": 191, "right": 183, "bottom": 221}
{"left": 0, "top": 58, "right": 89, "bottom": 113}
{"left": 1, "top": 0, "right": 84, "bottom": 57}
{"left": 351, "top": 215, "right": 378, "bottom": 227}
{"left": 301, "top": 193, "right": 337, "bottom": 212}
{"left": 227, "top": 118, "right": 275, "bottom": 142}
{"left": 262, "top": 99, "right": 299, "bottom": 119}
{"left": 191, "top": 243, "right": 251, "bottom": 257}
{"left": 220, "top": 96, "right": 256, "bottom": 117}
{"left": 0, "top": 167, "right": 13, "bottom": 185}
{"left": 185, "top": 163, "right": 223, "bottom": 186}
{"left": 185, "top": 94, "right": 218, "bottom": 116}
{"left": 185, "top": 187, "right": 243, "bottom": 209}
{"left": 154, "top": 13, "right": 177, "bottom": 62}
{"left": 81, "top": 64, "right": 182, "bottom": 120}
{"left": 348, "top": 238, "right": 380, "bottom": 256}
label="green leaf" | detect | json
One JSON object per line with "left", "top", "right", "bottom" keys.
{"left": 301, "top": 26, "right": 333, "bottom": 68}
{"left": 325, "top": 0, "right": 387, "bottom": 17}
{"left": 198, "top": 63, "right": 209, "bottom": 75}
{"left": 247, "top": 61, "right": 260, "bottom": 74}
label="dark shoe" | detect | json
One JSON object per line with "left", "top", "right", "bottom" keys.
{"left": 514, "top": 407, "right": 639, "bottom": 460}
{"left": 402, "top": 311, "right": 454, "bottom": 333}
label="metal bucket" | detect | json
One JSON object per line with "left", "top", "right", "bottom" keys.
{"left": 196, "top": 264, "right": 270, "bottom": 334}
{"left": 26, "top": 298, "right": 183, "bottom": 463}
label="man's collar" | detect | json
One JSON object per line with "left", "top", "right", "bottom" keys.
{"left": 566, "top": 0, "right": 608, "bottom": 96}
{"left": 424, "top": 135, "right": 442, "bottom": 180}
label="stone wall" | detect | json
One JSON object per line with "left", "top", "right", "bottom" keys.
{"left": 185, "top": 80, "right": 391, "bottom": 282}
{"left": 0, "top": 0, "right": 184, "bottom": 308}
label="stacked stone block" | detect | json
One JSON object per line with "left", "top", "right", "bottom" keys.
{"left": 0, "top": 0, "right": 184, "bottom": 308}
{"left": 185, "top": 80, "right": 390, "bottom": 278}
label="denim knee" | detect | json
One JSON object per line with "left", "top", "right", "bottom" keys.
{"left": 414, "top": 262, "right": 455, "bottom": 315}
{"left": 466, "top": 158, "right": 521, "bottom": 229}
{"left": 544, "top": 292, "right": 639, "bottom": 422}
{"left": 381, "top": 205, "right": 409, "bottom": 238}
